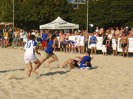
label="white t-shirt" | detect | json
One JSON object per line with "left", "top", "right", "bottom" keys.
{"left": 19, "top": 32, "right": 24, "bottom": 39}
{"left": 24, "top": 40, "right": 37, "bottom": 55}
{"left": 79, "top": 35, "right": 85, "bottom": 46}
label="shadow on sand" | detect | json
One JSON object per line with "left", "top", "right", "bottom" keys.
{"left": 0, "top": 68, "right": 25, "bottom": 74}
{"left": 40, "top": 71, "right": 70, "bottom": 77}
{"left": 91, "top": 66, "right": 99, "bottom": 70}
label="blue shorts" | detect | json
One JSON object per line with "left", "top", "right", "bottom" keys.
{"left": 79, "top": 64, "right": 87, "bottom": 68}
{"left": 79, "top": 63, "right": 92, "bottom": 69}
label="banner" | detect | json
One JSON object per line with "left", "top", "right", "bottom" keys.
{"left": 67, "top": 36, "right": 133, "bottom": 53}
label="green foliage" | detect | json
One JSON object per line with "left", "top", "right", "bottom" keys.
{"left": 0, "top": 0, "right": 133, "bottom": 29}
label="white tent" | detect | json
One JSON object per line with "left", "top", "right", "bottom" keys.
{"left": 40, "top": 16, "right": 79, "bottom": 30}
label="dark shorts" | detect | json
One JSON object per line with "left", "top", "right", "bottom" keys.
{"left": 121, "top": 43, "right": 127, "bottom": 48}
{"left": 20, "top": 38, "right": 23, "bottom": 42}
{"left": 60, "top": 41, "right": 66, "bottom": 48}
{"left": 37, "top": 37, "right": 42, "bottom": 42}
{"left": 73, "top": 60, "right": 79, "bottom": 68}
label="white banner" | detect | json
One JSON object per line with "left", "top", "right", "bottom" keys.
{"left": 67, "top": 36, "right": 133, "bottom": 53}
{"left": 69, "top": 36, "right": 76, "bottom": 41}
{"left": 69, "top": 36, "right": 103, "bottom": 50}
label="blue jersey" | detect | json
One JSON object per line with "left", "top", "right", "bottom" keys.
{"left": 80, "top": 56, "right": 91, "bottom": 64}
{"left": 70, "top": 40, "right": 75, "bottom": 45}
{"left": 45, "top": 40, "right": 54, "bottom": 54}
{"left": 42, "top": 34, "right": 48, "bottom": 41}
{"left": 90, "top": 36, "right": 97, "bottom": 44}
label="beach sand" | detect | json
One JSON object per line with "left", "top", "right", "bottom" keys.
{"left": 0, "top": 48, "right": 133, "bottom": 99}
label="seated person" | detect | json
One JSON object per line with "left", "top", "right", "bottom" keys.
{"left": 59, "top": 51, "right": 92, "bottom": 70}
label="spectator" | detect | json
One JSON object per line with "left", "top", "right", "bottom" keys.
{"left": 123, "top": 27, "right": 129, "bottom": 36}
{"left": 120, "top": 33, "right": 129, "bottom": 57}
{"left": 59, "top": 31, "right": 66, "bottom": 52}
{"left": 89, "top": 32, "right": 97, "bottom": 55}
{"left": 102, "top": 33, "right": 109, "bottom": 55}
{"left": 3, "top": 29, "right": 9, "bottom": 48}
{"left": 129, "top": 27, "right": 133, "bottom": 37}
{"left": 42, "top": 30, "right": 48, "bottom": 50}
{"left": 111, "top": 34, "right": 118, "bottom": 56}
{"left": 78, "top": 31, "right": 85, "bottom": 54}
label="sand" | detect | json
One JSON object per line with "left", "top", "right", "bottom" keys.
{"left": 0, "top": 47, "right": 133, "bottom": 99}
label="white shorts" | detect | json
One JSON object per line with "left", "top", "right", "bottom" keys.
{"left": 23, "top": 38, "right": 28, "bottom": 43}
{"left": 112, "top": 44, "right": 117, "bottom": 50}
{"left": 4, "top": 37, "right": 8, "bottom": 40}
{"left": 79, "top": 42, "right": 84, "bottom": 46}
{"left": 102, "top": 45, "right": 107, "bottom": 52}
{"left": 24, "top": 54, "right": 38, "bottom": 64}
{"left": 91, "top": 44, "right": 96, "bottom": 48}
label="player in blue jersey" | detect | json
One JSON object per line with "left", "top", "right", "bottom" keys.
{"left": 40, "top": 34, "right": 58, "bottom": 66}
{"left": 24, "top": 35, "right": 41, "bottom": 77}
{"left": 59, "top": 51, "right": 92, "bottom": 70}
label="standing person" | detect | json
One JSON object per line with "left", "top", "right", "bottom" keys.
{"left": 111, "top": 34, "right": 118, "bottom": 56}
{"left": 40, "top": 34, "right": 58, "bottom": 66}
{"left": 89, "top": 32, "right": 97, "bottom": 55}
{"left": 8, "top": 29, "right": 13, "bottom": 46}
{"left": 78, "top": 32, "right": 85, "bottom": 54}
{"left": 3, "top": 29, "right": 9, "bottom": 48}
{"left": 129, "top": 27, "right": 133, "bottom": 37}
{"left": 23, "top": 30, "right": 28, "bottom": 46}
{"left": 83, "top": 29, "right": 89, "bottom": 52}
{"left": 19, "top": 29, "right": 24, "bottom": 46}
{"left": 24, "top": 35, "right": 41, "bottom": 77}
{"left": 115, "top": 27, "right": 120, "bottom": 37}
{"left": 102, "top": 34, "right": 109, "bottom": 55}
{"left": 59, "top": 31, "right": 66, "bottom": 52}
{"left": 120, "top": 33, "right": 129, "bottom": 57}
{"left": 123, "top": 27, "right": 129, "bottom": 36}
{"left": 42, "top": 30, "right": 48, "bottom": 50}
{"left": 13, "top": 29, "right": 19, "bottom": 47}
{"left": 36, "top": 31, "right": 42, "bottom": 50}
{"left": 0, "top": 30, "right": 3, "bottom": 47}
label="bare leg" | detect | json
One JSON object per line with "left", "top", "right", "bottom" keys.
{"left": 81, "top": 46, "right": 84, "bottom": 54}
{"left": 47, "top": 55, "right": 58, "bottom": 65}
{"left": 94, "top": 48, "right": 96, "bottom": 55}
{"left": 122, "top": 48, "right": 125, "bottom": 57}
{"left": 60, "top": 59, "right": 71, "bottom": 67}
{"left": 32, "top": 59, "right": 41, "bottom": 75}
{"left": 91, "top": 48, "right": 93, "bottom": 55}
{"left": 26, "top": 62, "right": 32, "bottom": 77}
{"left": 40, "top": 58, "right": 46, "bottom": 65}
{"left": 125, "top": 47, "right": 129, "bottom": 57}
{"left": 60, "top": 59, "right": 75, "bottom": 69}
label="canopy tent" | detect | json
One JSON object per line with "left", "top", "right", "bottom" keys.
{"left": 40, "top": 16, "right": 79, "bottom": 30}
{"left": 0, "top": 22, "right": 13, "bottom": 30}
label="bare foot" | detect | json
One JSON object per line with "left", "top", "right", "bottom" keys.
{"left": 46, "top": 61, "right": 50, "bottom": 67}
{"left": 32, "top": 70, "right": 39, "bottom": 75}
{"left": 58, "top": 64, "right": 63, "bottom": 68}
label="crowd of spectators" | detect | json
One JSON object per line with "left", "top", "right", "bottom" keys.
{"left": 0, "top": 26, "right": 133, "bottom": 57}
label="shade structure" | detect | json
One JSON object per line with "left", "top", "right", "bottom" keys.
{"left": 40, "top": 16, "right": 79, "bottom": 30}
